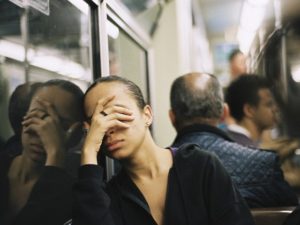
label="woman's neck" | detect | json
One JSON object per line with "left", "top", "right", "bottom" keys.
{"left": 10, "top": 154, "right": 42, "bottom": 183}
{"left": 123, "top": 133, "right": 172, "bottom": 181}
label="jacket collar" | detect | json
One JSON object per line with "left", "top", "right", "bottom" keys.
{"left": 173, "top": 123, "right": 234, "bottom": 144}
{"left": 114, "top": 169, "right": 151, "bottom": 213}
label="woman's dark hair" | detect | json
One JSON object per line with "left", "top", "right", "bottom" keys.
{"left": 84, "top": 76, "right": 147, "bottom": 111}
{"left": 32, "top": 79, "right": 84, "bottom": 120}
{"left": 9, "top": 82, "right": 42, "bottom": 136}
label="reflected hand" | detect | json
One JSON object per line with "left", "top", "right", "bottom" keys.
{"left": 22, "top": 98, "right": 67, "bottom": 167}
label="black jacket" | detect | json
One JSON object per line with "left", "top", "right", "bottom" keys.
{"left": 0, "top": 153, "right": 74, "bottom": 225}
{"left": 73, "top": 144, "right": 254, "bottom": 225}
{"left": 172, "top": 124, "right": 298, "bottom": 208}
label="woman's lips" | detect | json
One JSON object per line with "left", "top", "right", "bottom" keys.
{"left": 106, "top": 140, "right": 124, "bottom": 151}
{"left": 30, "top": 143, "right": 45, "bottom": 154}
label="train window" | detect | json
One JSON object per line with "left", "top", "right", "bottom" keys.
{"left": 0, "top": 0, "right": 92, "bottom": 141}
{"left": 107, "top": 20, "right": 148, "bottom": 101}
{"left": 112, "top": 0, "right": 163, "bottom": 35}
{"left": 286, "top": 25, "right": 300, "bottom": 83}
{"left": 0, "top": 0, "right": 92, "bottom": 90}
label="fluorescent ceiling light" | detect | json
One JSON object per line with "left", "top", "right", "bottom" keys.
{"left": 292, "top": 66, "right": 300, "bottom": 82}
{"left": 0, "top": 39, "right": 87, "bottom": 79}
{"left": 248, "top": 0, "right": 269, "bottom": 7}
{"left": 237, "top": 0, "right": 269, "bottom": 54}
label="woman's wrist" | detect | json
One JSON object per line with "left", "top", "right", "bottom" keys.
{"left": 81, "top": 146, "right": 99, "bottom": 165}
{"left": 45, "top": 149, "right": 65, "bottom": 167}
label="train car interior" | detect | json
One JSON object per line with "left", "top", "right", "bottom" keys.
{"left": 1, "top": 0, "right": 300, "bottom": 224}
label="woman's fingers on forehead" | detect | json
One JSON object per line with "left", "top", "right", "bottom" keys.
{"left": 25, "top": 108, "right": 47, "bottom": 118}
{"left": 94, "top": 95, "right": 115, "bottom": 115}
{"left": 96, "top": 95, "right": 115, "bottom": 107}
{"left": 105, "top": 105, "right": 133, "bottom": 115}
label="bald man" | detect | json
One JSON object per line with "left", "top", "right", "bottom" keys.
{"left": 169, "top": 72, "right": 298, "bottom": 208}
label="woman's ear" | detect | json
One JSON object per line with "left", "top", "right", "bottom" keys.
{"left": 143, "top": 105, "right": 153, "bottom": 126}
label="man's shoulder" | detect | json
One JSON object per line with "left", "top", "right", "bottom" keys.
{"left": 173, "top": 143, "right": 220, "bottom": 166}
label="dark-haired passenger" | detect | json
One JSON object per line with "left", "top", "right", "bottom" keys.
{"left": 225, "top": 74, "right": 278, "bottom": 148}
{"left": 72, "top": 75, "right": 254, "bottom": 225}
{"left": 0, "top": 79, "right": 84, "bottom": 225}
{"left": 169, "top": 72, "right": 298, "bottom": 208}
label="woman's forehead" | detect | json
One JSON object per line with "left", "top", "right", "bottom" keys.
{"left": 86, "top": 83, "right": 131, "bottom": 103}
{"left": 30, "top": 86, "right": 77, "bottom": 116}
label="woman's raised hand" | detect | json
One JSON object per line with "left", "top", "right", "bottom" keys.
{"left": 81, "top": 96, "right": 134, "bottom": 165}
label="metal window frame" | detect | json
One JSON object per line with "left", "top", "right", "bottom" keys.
{"left": 95, "top": 0, "right": 154, "bottom": 180}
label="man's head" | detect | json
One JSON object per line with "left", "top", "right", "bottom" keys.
{"left": 225, "top": 75, "right": 278, "bottom": 131}
{"left": 229, "top": 49, "right": 247, "bottom": 80}
{"left": 169, "top": 72, "right": 224, "bottom": 130}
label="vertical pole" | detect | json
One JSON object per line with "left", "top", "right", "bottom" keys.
{"left": 100, "top": 0, "right": 115, "bottom": 180}
{"left": 21, "top": 6, "right": 29, "bottom": 83}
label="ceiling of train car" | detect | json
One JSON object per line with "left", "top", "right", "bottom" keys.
{"left": 197, "top": 0, "right": 243, "bottom": 42}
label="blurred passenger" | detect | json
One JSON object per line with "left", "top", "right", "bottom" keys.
{"left": 229, "top": 49, "right": 247, "bottom": 81}
{"left": 72, "top": 76, "right": 254, "bottom": 225}
{"left": 1, "top": 82, "right": 41, "bottom": 156}
{"left": 225, "top": 75, "right": 278, "bottom": 147}
{"left": 0, "top": 79, "right": 84, "bottom": 225}
{"left": 169, "top": 72, "right": 298, "bottom": 208}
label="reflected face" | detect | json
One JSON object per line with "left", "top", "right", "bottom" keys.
{"left": 22, "top": 86, "right": 79, "bottom": 163}
{"left": 84, "top": 82, "right": 150, "bottom": 160}
{"left": 252, "top": 88, "right": 278, "bottom": 130}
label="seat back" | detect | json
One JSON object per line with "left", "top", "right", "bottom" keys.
{"left": 251, "top": 207, "right": 296, "bottom": 225}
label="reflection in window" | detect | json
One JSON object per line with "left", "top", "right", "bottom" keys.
{"left": 115, "top": 0, "right": 163, "bottom": 35}
{"left": 0, "top": 0, "right": 91, "bottom": 89}
{"left": 0, "top": 0, "right": 92, "bottom": 139}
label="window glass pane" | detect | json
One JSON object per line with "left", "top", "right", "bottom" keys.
{"left": 0, "top": 0, "right": 92, "bottom": 139}
{"left": 108, "top": 20, "right": 148, "bottom": 100}
{"left": 114, "top": 0, "right": 162, "bottom": 35}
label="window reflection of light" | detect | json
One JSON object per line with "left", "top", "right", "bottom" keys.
{"left": 0, "top": 39, "right": 86, "bottom": 79}
{"left": 237, "top": 0, "right": 269, "bottom": 54}
{"left": 107, "top": 20, "right": 120, "bottom": 39}
{"left": 292, "top": 66, "right": 300, "bottom": 82}
{"left": 67, "top": 0, "right": 89, "bottom": 15}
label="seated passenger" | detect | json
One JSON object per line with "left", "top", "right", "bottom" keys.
{"left": 225, "top": 74, "right": 278, "bottom": 148}
{"left": 0, "top": 79, "right": 84, "bottom": 225}
{"left": 2, "top": 82, "right": 41, "bottom": 156}
{"left": 169, "top": 72, "right": 298, "bottom": 208}
{"left": 72, "top": 76, "right": 254, "bottom": 225}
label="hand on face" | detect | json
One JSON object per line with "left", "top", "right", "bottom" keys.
{"left": 22, "top": 98, "right": 67, "bottom": 167}
{"left": 82, "top": 95, "right": 134, "bottom": 165}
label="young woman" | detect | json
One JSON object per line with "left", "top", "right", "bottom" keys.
{"left": 73, "top": 76, "right": 255, "bottom": 225}
{"left": 0, "top": 80, "right": 83, "bottom": 225}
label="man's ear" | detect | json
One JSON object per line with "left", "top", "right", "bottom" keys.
{"left": 221, "top": 103, "right": 230, "bottom": 122}
{"left": 169, "top": 109, "right": 176, "bottom": 127}
{"left": 243, "top": 103, "right": 255, "bottom": 118}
